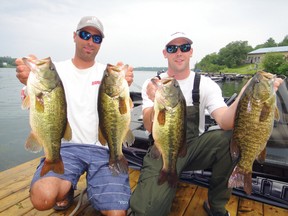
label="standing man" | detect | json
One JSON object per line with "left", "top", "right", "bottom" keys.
{"left": 16, "top": 16, "right": 133, "bottom": 216}
{"left": 130, "top": 32, "right": 283, "bottom": 216}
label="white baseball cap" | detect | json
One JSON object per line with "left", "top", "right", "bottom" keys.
{"left": 76, "top": 16, "right": 105, "bottom": 38}
{"left": 165, "top": 32, "right": 193, "bottom": 47}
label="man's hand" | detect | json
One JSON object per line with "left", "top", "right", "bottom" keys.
{"left": 15, "top": 55, "right": 37, "bottom": 85}
{"left": 116, "top": 62, "right": 134, "bottom": 86}
{"left": 146, "top": 77, "right": 161, "bottom": 102}
{"left": 274, "top": 77, "right": 284, "bottom": 91}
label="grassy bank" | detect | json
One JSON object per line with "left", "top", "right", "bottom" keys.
{"left": 220, "top": 63, "right": 263, "bottom": 75}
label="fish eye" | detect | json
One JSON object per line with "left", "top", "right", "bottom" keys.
{"left": 49, "top": 66, "right": 55, "bottom": 71}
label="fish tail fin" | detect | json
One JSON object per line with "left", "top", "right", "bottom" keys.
{"left": 40, "top": 157, "right": 64, "bottom": 177}
{"left": 109, "top": 155, "right": 128, "bottom": 176}
{"left": 228, "top": 166, "right": 244, "bottom": 189}
{"left": 168, "top": 171, "right": 178, "bottom": 188}
{"left": 158, "top": 170, "right": 178, "bottom": 188}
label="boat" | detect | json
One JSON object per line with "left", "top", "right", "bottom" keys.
{"left": 127, "top": 84, "right": 288, "bottom": 209}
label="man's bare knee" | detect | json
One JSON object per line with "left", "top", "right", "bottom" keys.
{"left": 30, "top": 177, "right": 71, "bottom": 211}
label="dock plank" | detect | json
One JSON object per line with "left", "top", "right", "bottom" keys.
{"left": 169, "top": 182, "right": 197, "bottom": 216}
{"left": 0, "top": 158, "right": 287, "bottom": 216}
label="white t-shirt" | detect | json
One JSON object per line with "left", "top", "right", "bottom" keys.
{"left": 55, "top": 60, "right": 106, "bottom": 145}
{"left": 141, "top": 72, "right": 227, "bottom": 135}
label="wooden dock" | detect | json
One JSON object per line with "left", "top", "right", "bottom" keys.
{"left": 0, "top": 157, "right": 287, "bottom": 216}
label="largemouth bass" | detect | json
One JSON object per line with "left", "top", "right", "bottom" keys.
{"left": 228, "top": 71, "right": 279, "bottom": 194}
{"left": 98, "top": 64, "right": 134, "bottom": 175}
{"left": 22, "top": 57, "right": 71, "bottom": 177}
{"left": 152, "top": 77, "right": 187, "bottom": 188}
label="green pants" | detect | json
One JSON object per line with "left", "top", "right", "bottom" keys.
{"left": 130, "top": 129, "right": 234, "bottom": 216}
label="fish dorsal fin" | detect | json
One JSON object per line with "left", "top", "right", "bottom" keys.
{"left": 25, "top": 132, "right": 42, "bottom": 153}
{"left": 119, "top": 97, "right": 127, "bottom": 114}
{"left": 98, "top": 127, "right": 107, "bottom": 146}
{"left": 256, "top": 147, "right": 266, "bottom": 164}
{"left": 21, "top": 95, "right": 30, "bottom": 110}
{"left": 157, "top": 109, "right": 166, "bottom": 126}
{"left": 63, "top": 121, "right": 72, "bottom": 141}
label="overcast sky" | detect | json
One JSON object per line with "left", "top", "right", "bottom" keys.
{"left": 1, "top": 0, "right": 287, "bottom": 67}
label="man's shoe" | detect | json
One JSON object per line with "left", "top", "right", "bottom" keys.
{"left": 203, "top": 200, "right": 230, "bottom": 216}
{"left": 53, "top": 187, "right": 74, "bottom": 211}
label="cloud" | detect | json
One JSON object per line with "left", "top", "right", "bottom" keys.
{"left": 1, "top": 0, "right": 287, "bottom": 67}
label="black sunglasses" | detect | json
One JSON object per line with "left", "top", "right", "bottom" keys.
{"left": 166, "top": 44, "right": 191, "bottom": 53}
{"left": 77, "top": 30, "right": 102, "bottom": 44}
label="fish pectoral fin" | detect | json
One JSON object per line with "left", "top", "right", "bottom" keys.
{"left": 229, "top": 139, "right": 240, "bottom": 161}
{"left": 35, "top": 96, "right": 45, "bottom": 113}
{"left": 259, "top": 103, "right": 271, "bottom": 122}
{"left": 119, "top": 97, "right": 128, "bottom": 114}
{"left": 256, "top": 147, "right": 266, "bottom": 164}
{"left": 157, "top": 110, "right": 166, "bottom": 126}
{"left": 98, "top": 127, "right": 107, "bottom": 145}
{"left": 123, "top": 130, "right": 135, "bottom": 147}
{"left": 25, "top": 132, "right": 42, "bottom": 153}
{"left": 21, "top": 95, "right": 30, "bottom": 110}
{"left": 63, "top": 121, "right": 72, "bottom": 141}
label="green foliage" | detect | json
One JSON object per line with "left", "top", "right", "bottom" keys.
{"left": 0, "top": 56, "right": 16, "bottom": 67}
{"left": 217, "top": 41, "right": 253, "bottom": 68}
{"left": 255, "top": 37, "right": 278, "bottom": 49}
{"left": 221, "top": 64, "right": 262, "bottom": 74}
{"left": 196, "top": 35, "right": 288, "bottom": 73}
{"left": 261, "top": 53, "right": 287, "bottom": 75}
{"left": 134, "top": 67, "right": 167, "bottom": 71}
{"left": 196, "top": 41, "right": 253, "bottom": 72}
{"left": 277, "top": 62, "right": 288, "bottom": 75}
{"left": 278, "top": 35, "right": 288, "bottom": 46}
{"left": 195, "top": 53, "right": 225, "bottom": 72}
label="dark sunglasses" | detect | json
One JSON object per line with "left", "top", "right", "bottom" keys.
{"left": 77, "top": 30, "right": 102, "bottom": 44}
{"left": 166, "top": 43, "right": 191, "bottom": 53}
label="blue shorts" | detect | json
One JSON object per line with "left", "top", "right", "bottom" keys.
{"left": 31, "top": 143, "right": 131, "bottom": 211}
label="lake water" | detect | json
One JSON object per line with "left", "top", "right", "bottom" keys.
{"left": 0, "top": 68, "right": 245, "bottom": 171}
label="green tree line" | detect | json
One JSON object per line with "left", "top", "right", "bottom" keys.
{"left": 0, "top": 56, "right": 17, "bottom": 67}
{"left": 195, "top": 35, "right": 288, "bottom": 75}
